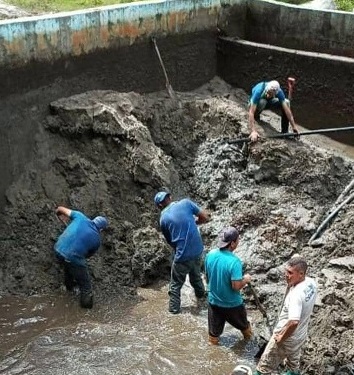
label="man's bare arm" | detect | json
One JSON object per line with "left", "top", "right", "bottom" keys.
{"left": 56, "top": 206, "right": 72, "bottom": 217}
{"left": 248, "top": 104, "right": 258, "bottom": 132}
{"left": 274, "top": 320, "right": 299, "bottom": 343}
{"left": 231, "top": 273, "right": 251, "bottom": 291}
{"left": 248, "top": 104, "right": 260, "bottom": 142}
{"left": 196, "top": 209, "right": 211, "bottom": 225}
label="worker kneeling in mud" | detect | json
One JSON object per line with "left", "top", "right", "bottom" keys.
{"left": 204, "top": 226, "right": 252, "bottom": 345}
{"left": 54, "top": 206, "right": 108, "bottom": 309}
{"left": 248, "top": 80, "right": 299, "bottom": 142}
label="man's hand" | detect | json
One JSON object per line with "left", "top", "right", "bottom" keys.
{"left": 274, "top": 320, "right": 299, "bottom": 343}
{"left": 55, "top": 206, "right": 71, "bottom": 225}
{"left": 57, "top": 213, "right": 69, "bottom": 226}
{"left": 243, "top": 273, "right": 252, "bottom": 284}
{"left": 292, "top": 123, "right": 299, "bottom": 133}
{"left": 291, "top": 123, "right": 300, "bottom": 140}
{"left": 250, "top": 130, "right": 259, "bottom": 142}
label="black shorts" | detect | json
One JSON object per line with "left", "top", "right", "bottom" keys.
{"left": 208, "top": 303, "right": 249, "bottom": 337}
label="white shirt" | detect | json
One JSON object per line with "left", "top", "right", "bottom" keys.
{"left": 275, "top": 276, "right": 317, "bottom": 342}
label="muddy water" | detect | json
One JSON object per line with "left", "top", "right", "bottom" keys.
{"left": 0, "top": 281, "right": 260, "bottom": 375}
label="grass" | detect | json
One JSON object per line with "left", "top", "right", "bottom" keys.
{"left": 6, "top": 0, "right": 354, "bottom": 17}
{"left": 334, "top": 0, "right": 354, "bottom": 10}
{"left": 274, "top": 0, "right": 354, "bottom": 10}
{"left": 7, "top": 0, "right": 148, "bottom": 13}
{"left": 273, "top": 0, "right": 309, "bottom": 4}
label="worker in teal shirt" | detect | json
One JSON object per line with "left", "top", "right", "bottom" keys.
{"left": 205, "top": 226, "right": 252, "bottom": 345}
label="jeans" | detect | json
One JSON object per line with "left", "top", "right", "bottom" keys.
{"left": 168, "top": 256, "right": 205, "bottom": 313}
{"left": 256, "top": 335, "right": 304, "bottom": 374}
{"left": 56, "top": 254, "right": 93, "bottom": 309}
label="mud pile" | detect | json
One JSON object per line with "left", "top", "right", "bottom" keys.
{"left": 0, "top": 77, "right": 353, "bottom": 373}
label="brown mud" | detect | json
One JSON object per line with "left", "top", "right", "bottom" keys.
{"left": 0, "top": 77, "right": 353, "bottom": 374}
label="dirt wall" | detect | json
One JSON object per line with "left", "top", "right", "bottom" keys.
{"left": 0, "top": 31, "right": 216, "bottom": 211}
{"left": 0, "top": 78, "right": 353, "bottom": 373}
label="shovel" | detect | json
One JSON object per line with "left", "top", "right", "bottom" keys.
{"left": 248, "top": 283, "right": 272, "bottom": 332}
{"left": 151, "top": 37, "right": 179, "bottom": 104}
{"left": 252, "top": 285, "right": 290, "bottom": 359}
{"left": 248, "top": 283, "right": 273, "bottom": 358}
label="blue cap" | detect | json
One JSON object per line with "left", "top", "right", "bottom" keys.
{"left": 154, "top": 191, "right": 170, "bottom": 206}
{"left": 93, "top": 216, "right": 108, "bottom": 230}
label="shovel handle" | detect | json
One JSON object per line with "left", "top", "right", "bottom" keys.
{"left": 287, "top": 77, "right": 296, "bottom": 100}
{"left": 151, "top": 37, "right": 170, "bottom": 86}
{"left": 248, "top": 283, "right": 268, "bottom": 318}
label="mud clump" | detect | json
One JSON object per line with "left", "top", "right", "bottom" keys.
{"left": 0, "top": 77, "right": 353, "bottom": 373}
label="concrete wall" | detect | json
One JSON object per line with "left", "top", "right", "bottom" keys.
{"left": 1, "top": 0, "right": 354, "bottom": 74}
{"left": 219, "top": 0, "right": 354, "bottom": 57}
{"left": 218, "top": 37, "right": 354, "bottom": 134}
{"left": 0, "top": 0, "right": 228, "bottom": 69}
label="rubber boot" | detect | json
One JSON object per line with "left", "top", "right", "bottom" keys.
{"left": 241, "top": 325, "right": 252, "bottom": 340}
{"left": 281, "top": 111, "right": 289, "bottom": 133}
{"left": 208, "top": 334, "right": 219, "bottom": 345}
{"left": 80, "top": 292, "right": 93, "bottom": 309}
{"left": 168, "top": 289, "right": 181, "bottom": 314}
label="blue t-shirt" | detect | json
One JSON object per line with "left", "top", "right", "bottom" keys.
{"left": 205, "top": 248, "right": 244, "bottom": 308}
{"left": 250, "top": 81, "right": 286, "bottom": 106}
{"left": 54, "top": 210, "right": 101, "bottom": 266}
{"left": 160, "top": 199, "right": 204, "bottom": 262}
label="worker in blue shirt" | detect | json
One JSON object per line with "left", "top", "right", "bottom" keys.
{"left": 54, "top": 206, "right": 108, "bottom": 309}
{"left": 248, "top": 80, "right": 299, "bottom": 142}
{"left": 154, "top": 191, "right": 210, "bottom": 314}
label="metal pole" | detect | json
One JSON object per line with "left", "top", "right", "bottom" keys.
{"left": 227, "top": 126, "right": 354, "bottom": 144}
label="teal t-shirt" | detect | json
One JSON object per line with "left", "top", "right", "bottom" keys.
{"left": 205, "top": 248, "right": 243, "bottom": 308}
{"left": 250, "top": 81, "right": 286, "bottom": 106}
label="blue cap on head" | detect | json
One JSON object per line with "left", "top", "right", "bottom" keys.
{"left": 93, "top": 216, "right": 108, "bottom": 230}
{"left": 154, "top": 191, "right": 170, "bottom": 206}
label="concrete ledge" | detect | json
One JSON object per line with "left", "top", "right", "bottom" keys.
{"left": 223, "top": 37, "right": 354, "bottom": 64}
{"left": 1, "top": 0, "right": 354, "bottom": 68}
{"left": 0, "top": 0, "right": 225, "bottom": 68}
{"left": 218, "top": 37, "right": 354, "bottom": 119}
{"left": 220, "top": 0, "right": 354, "bottom": 57}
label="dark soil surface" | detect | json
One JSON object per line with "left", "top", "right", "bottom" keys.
{"left": 0, "top": 77, "right": 353, "bottom": 374}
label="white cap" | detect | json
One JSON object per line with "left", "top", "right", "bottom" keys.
{"left": 265, "top": 80, "right": 280, "bottom": 93}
